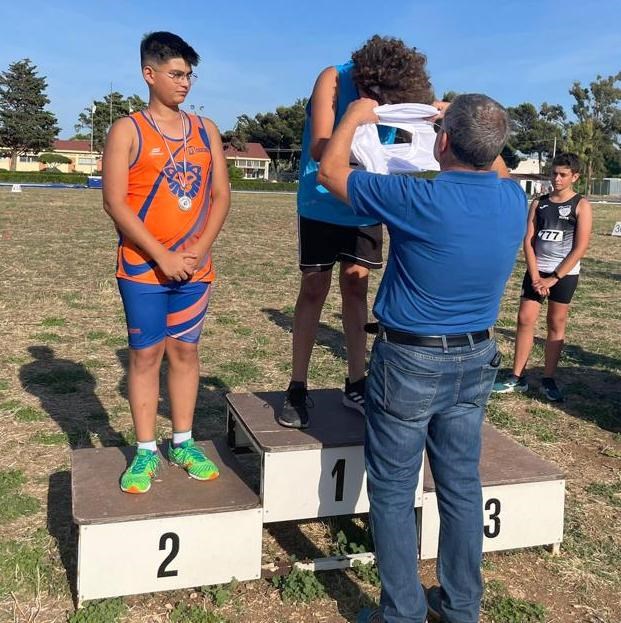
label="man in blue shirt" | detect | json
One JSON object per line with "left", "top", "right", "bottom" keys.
{"left": 318, "top": 94, "right": 527, "bottom": 623}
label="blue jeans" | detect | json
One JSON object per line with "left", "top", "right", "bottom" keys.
{"left": 365, "top": 335, "right": 500, "bottom": 623}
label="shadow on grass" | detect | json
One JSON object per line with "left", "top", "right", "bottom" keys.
{"left": 47, "top": 470, "right": 78, "bottom": 605}
{"left": 495, "top": 327, "right": 621, "bottom": 432}
{"left": 20, "top": 346, "right": 126, "bottom": 448}
{"left": 115, "top": 348, "right": 231, "bottom": 441}
{"left": 261, "top": 307, "right": 347, "bottom": 361}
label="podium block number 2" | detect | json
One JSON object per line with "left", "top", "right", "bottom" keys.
{"left": 158, "top": 532, "right": 180, "bottom": 578}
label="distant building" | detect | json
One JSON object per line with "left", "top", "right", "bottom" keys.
{"left": 591, "top": 178, "right": 621, "bottom": 196}
{"left": 0, "top": 139, "right": 101, "bottom": 173}
{"left": 223, "top": 143, "right": 270, "bottom": 180}
{"left": 509, "top": 157, "right": 549, "bottom": 196}
{"left": 510, "top": 157, "right": 542, "bottom": 176}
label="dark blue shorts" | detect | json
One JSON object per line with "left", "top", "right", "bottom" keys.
{"left": 117, "top": 279, "right": 210, "bottom": 349}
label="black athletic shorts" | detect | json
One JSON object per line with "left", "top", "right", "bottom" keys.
{"left": 298, "top": 215, "right": 383, "bottom": 272}
{"left": 521, "top": 271, "right": 579, "bottom": 304}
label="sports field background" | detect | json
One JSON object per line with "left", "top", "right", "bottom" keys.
{"left": 0, "top": 188, "right": 619, "bottom": 622}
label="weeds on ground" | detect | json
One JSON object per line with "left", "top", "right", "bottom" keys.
{"left": 67, "top": 598, "right": 127, "bottom": 623}
{"left": 272, "top": 567, "right": 326, "bottom": 603}
{"left": 352, "top": 560, "right": 381, "bottom": 587}
{"left": 170, "top": 602, "right": 227, "bottom": 623}
{"left": 201, "top": 578, "right": 238, "bottom": 607}
{"left": 482, "top": 579, "right": 546, "bottom": 622}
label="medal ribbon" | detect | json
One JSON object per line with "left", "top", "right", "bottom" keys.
{"left": 148, "top": 109, "right": 189, "bottom": 200}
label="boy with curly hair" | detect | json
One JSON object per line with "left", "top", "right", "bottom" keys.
{"left": 279, "top": 35, "right": 435, "bottom": 428}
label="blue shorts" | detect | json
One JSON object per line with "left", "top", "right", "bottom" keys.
{"left": 117, "top": 279, "right": 211, "bottom": 349}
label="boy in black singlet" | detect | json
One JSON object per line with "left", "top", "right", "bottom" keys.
{"left": 493, "top": 153, "right": 592, "bottom": 401}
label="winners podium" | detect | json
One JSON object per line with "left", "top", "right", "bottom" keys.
{"left": 72, "top": 389, "right": 565, "bottom": 604}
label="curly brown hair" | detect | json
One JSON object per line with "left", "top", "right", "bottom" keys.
{"left": 351, "top": 35, "right": 434, "bottom": 105}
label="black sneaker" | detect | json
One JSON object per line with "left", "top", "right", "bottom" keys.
{"left": 425, "top": 585, "right": 447, "bottom": 622}
{"left": 278, "top": 382, "right": 310, "bottom": 429}
{"left": 541, "top": 377, "right": 563, "bottom": 402}
{"left": 343, "top": 377, "right": 366, "bottom": 415}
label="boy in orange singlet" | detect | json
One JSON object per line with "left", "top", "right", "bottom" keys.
{"left": 102, "top": 32, "right": 230, "bottom": 493}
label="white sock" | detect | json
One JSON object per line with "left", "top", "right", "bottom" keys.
{"left": 137, "top": 440, "right": 157, "bottom": 452}
{"left": 173, "top": 430, "right": 192, "bottom": 447}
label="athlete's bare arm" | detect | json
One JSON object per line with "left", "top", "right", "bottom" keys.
{"left": 523, "top": 199, "right": 543, "bottom": 290}
{"left": 102, "top": 117, "right": 197, "bottom": 281}
{"left": 309, "top": 67, "right": 338, "bottom": 162}
{"left": 183, "top": 118, "right": 230, "bottom": 263}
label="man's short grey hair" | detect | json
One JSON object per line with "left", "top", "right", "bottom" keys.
{"left": 442, "top": 94, "right": 510, "bottom": 169}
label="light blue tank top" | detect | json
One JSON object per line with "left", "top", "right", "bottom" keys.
{"left": 297, "top": 61, "right": 396, "bottom": 227}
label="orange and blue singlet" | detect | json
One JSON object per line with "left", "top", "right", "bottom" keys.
{"left": 116, "top": 111, "right": 214, "bottom": 349}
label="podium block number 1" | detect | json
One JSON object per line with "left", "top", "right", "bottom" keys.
{"left": 332, "top": 458, "right": 346, "bottom": 502}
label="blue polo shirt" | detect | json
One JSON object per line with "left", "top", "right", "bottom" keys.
{"left": 347, "top": 170, "right": 527, "bottom": 334}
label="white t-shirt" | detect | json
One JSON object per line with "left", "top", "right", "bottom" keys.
{"left": 351, "top": 103, "right": 440, "bottom": 174}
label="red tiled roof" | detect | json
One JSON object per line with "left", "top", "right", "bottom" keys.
{"left": 53, "top": 139, "right": 92, "bottom": 152}
{"left": 223, "top": 142, "right": 270, "bottom": 160}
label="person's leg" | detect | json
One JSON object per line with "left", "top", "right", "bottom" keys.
{"left": 543, "top": 301, "right": 570, "bottom": 378}
{"left": 339, "top": 261, "right": 370, "bottom": 384}
{"left": 117, "top": 279, "right": 168, "bottom": 443}
{"left": 512, "top": 298, "right": 542, "bottom": 377}
{"left": 166, "top": 338, "right": 200, "bottom": 434}
{"left": 128, "top": 342, "right": 166, "bottom": 442}
{"left": 291, "top": 269, "right": 333, "bottom": 382}
{"left": 165, "top": 281, "right": 218, "bottom": 480}
{"left": 280, "top": 217, "right": 338, "bottom": 428}
{"left": 117, "top": 279, "right": 168, "bottom": 493}
{"left": 338, "top": 222, "right": 383, "bottom": 413}
{"left": 426, "top": 340, "right": 499, "bottom": 623}
{"left": 365, "top": 338, "right": 441, "bottom": 623}
{"left": 164, "top": 281, "right": 210, "bottom": 434}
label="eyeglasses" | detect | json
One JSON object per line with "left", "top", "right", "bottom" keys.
{"left": 431, "top": 121, "right": 443, "bottom": 134}
{"left": 151, "top": 69, "right": 198, "bottom": 85}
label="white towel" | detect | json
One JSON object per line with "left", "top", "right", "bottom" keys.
{"left": 351, "top": 103, "right": 440, "bottom": 174}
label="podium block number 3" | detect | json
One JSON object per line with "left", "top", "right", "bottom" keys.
{"left": 158, "top": 532, "right": 180, "bottom": 578}
{"left": 484, "top": 498, "right": 501, "bottom": 538}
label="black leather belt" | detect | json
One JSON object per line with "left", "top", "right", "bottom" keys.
{"left": 376, "top": 324, "right": 493, "bottom": 348}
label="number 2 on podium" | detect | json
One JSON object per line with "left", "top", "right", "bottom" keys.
{"left": 158, "top": 532, "right": 180, "bottom": 578}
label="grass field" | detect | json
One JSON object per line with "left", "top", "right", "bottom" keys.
{"left": 0, "top": 187, "right": 619, "bottom": 623}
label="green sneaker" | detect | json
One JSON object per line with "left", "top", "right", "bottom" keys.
{"left": 120, "top": 449, "right": 160, "bottom": 494}
{"left": 168, "top": 439, "right": 219, "bottom": 481}
{"left": 492, "top": 375, "right": 528, "bottom": 394}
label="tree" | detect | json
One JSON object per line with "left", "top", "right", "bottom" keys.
{"left": 567, "top": 72, "right": 621, "bottom": 191}
{"left": 227, "top": 162, "right": 244, "bottom": 181}
{"left": 75, "top": 92, "right": 146, "bottom": 152}
{"left": 39, "top": 152, "right": 71, "bottom": 165}
{"left": 507, "top": 102, "right": 566, "bottom": 171}
{"left": 227, "top": 98, "right": 308, "bottom": 150}
{"left": 0, "top": 59, "right": 59, "bottom": 170}
{"left": 441, "top": 90, "right": 459, "bottom": 102}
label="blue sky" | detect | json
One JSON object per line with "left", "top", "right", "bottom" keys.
{"left": 1, "top": 0, "right": 620, "bottom": 137}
